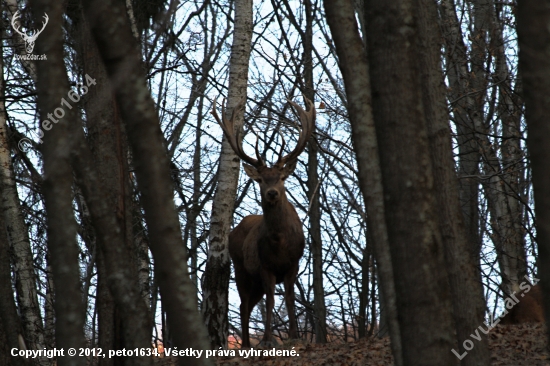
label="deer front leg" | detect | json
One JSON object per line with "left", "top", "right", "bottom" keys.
{"left": 240, "top": 300, "right": 250, "bottom": 348}
{"left": 284, "top": 267, "right": 299, "bottom": 339}
{"left": 260, "top": 271, "right": 276, "bottom": 347}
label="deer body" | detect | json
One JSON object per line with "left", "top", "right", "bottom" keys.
{"left": 213, "top": 98, "right": 315, "bottom": 348}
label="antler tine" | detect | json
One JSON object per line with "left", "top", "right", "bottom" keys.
{"left": 250, "top": 126, "right": 266, "bottom": 167}
{"left": 275, "top": 131, "right": 287, "bottom": 165}
{"left": 278, "top": 97, "right": 316, "bottom": 166}
{"left": 212, "top": 97, "right": 264, "bottom": 167}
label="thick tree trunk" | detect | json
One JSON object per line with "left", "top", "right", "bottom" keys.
{"left": 201, "top": 0, "right": 253, "bottom": 349}
{"left": 363, "top": 0, "right": 457, "bottom": 363}
{"left": 416, "top": 0, "right": 490, "bottom": 364}
{"left": 81, "top": 0, "right": 212, "bottom": 364}
{"left": 73, "top": 7, "right": 144, "bottom": 361}
{"left": 516, "top": 0, "right": 550, "bottom": 346}
{"left": 32, "top": 1, "right": 87, "bottom": 365}
{"left": 323, "top": 1, "right": 402, "bottom": 364}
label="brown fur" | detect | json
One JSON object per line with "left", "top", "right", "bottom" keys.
{"left": 500, "top": 284, "right": 544, "bottom": 324}
{"left": 229, "top": 166, "right": 305, "bottom": 347}
{"left": 213, "top": 97, "right": 315, "bottom": 348}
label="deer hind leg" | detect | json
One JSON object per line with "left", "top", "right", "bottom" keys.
{"left": 284, "top": 265, "right": 299, "bottom": 339}
{"left": 259, "top": 271, "right": 276, "bottom": 347}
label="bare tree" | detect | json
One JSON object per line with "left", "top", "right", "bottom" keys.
{"left": 31, "top": 1, "right": 87, "bottom": 365}
{"left": 416, "top": 0, "right": 490, "bottom": 363}
{"left": 81, "top": 0, "right": 212, "bottom": 364}
{"left": 201, "top": 0, "right": 253, "bottom": 348}
{"left": 323, "top": 0, "right": 402, "bottom": 362}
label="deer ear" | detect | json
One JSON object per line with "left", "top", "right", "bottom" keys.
{"left": 243, "top": 163, "right": 262, "bottom": 181}
{"left": 282, "top": 160, "right": 297, "bottom": 179}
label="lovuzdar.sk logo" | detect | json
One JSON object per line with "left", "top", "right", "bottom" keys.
{"left": 11, "top": 10, "right": 48, "bottom": 60}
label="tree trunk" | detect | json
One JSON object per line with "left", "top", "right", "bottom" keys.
{"left": 363, "top": 0, "right": 457, "bottom": 363}
{"left": 439, "top": 0, "right": 483, "bottom": 268}
{"left": 516, "top": 0, "right": 550, "bottom": 345}
{"left": 72, "top": 6, "right": 143, "bottom": 361}
{"left": 81, "top": 1, "right": 212, "bottom": 364}
{"left": 323, "top": 1, "right": 402, "bottom": 364}
{"left": 416, "top": 0, "right": 490, "bottom": 364}
{"left": 32, "top": 1, "right": 87, "bottom": 365}
{"left": 0, "top": 3, "right": 45, "bottom": 353}
{"left": 302, "top": 0, "right": 327, "bottom": 344}
{"left": 201, "top": 0, "right": 253, "bottom": 349}
{"left": 0, "top": 185, "right": 27, "bottom": 366}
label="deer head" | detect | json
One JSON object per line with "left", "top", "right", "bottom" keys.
{"left": 212, "top": 97, "right": 315, "bottom": 207}
{"left": 11, "top": 11, "right": 49, "bottom": 54}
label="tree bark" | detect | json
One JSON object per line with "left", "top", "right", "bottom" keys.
{"left": 302, "top": 0, "right": 327, "bottom": 344}
{"left": 416, "top": 0, "right": 490, "bottom": 364}
{"left": 323, "top": 0, "right": 402, "bottom": 364}
{"left": 72, "top": 6, "right": 143, "bottom": 361}
{"left": 32, "top": 1, "right": 87, "bottom": 365}
{"left": 439, "top": 0, "right": 483, "bottom": 266}
{"left": 201, "top": 0, "right": 253, "bottom": 349}
{"left": 363, "top": 0, "right": 457, "bottom": 363}
{"left": 0, "top": 4, "right": 45, "bottom": 353}
{"left": 81, "top": 0, "right": 212, "bottom": 364}
{"left": 0, "top": 185, "right": 27, "bottom": 366}
{"left": 516, "top": 0, "right": 550, "bottom": 345}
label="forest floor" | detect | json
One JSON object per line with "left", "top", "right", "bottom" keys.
{"left": 209, "top": 323, "right": 549, "bottom": 366}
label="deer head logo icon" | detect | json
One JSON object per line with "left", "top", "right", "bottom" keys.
{"left": 11, "top": 11, "right": 49, "bottom": 54}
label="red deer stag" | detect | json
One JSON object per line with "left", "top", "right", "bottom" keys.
{"left": 212, "top": 97, "right": 315, "bottom": 348}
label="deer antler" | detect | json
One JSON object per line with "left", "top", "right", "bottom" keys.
{"left": 212, "top": 98, "right": 266, "bottom": 168}
{"left": 276, "top": 97, "right": 316, "bottom": 167}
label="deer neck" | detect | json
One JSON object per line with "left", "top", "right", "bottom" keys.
{"left": 261, "top": 196, "right": 292, "bottom": 235}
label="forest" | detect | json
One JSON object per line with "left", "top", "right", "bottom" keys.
{"left": 1, "top": 0, "right": 550, "bottom": 365}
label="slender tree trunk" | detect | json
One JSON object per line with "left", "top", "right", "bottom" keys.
{"left": 357, "top": 247, "right": 369, "bottom": 339}
{"left": 81, "top": 1, "right": 212, "bottom": 364}
{"left": 0, "top": 8, "right": 45, "bottom": 354}
{"left": 323, "top": 1, "right": 402, "bottom": 364}
{"left": 363, "top": 0, "right": 457, "bottom": 363}
{"left": 0, "top": 187, "right": 27, "bottom": 366}
{"left": 302, "top": 0, "right": 327, "bottom": 344}
{"left": 417, "top": 0, "right": 490, "bottom": 364}
{"left": 201, "top": 0, "right": 253, "bottom": 349}
{"left": 439, "top": 0, "right": 483, "bottom": 268}
{"left": 189, "top": 94, "right": 204, "bottom": 295}
{"left": 43, "top": 264, "right": 55, "bottom": 349}
{"left": 516, "top": 0, "right": 550, "bottom": 345}
{"left": 32, "top": 1, "right": 87, "bottom": 365}
{"left": 443, "top": 0, "right": 527, "bottom": 297}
